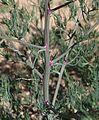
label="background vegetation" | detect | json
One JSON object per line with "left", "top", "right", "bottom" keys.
{"left": 0, "top": 0, "right": 99, "bottom": 120}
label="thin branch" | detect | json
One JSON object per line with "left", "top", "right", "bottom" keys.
{"left": 52, "top": 38, "right": 74, "bottom": 106}
{"left": 86, "top": 19, "right": 99, "bottom": 35}
{"left": 0, "top": 37, "right": 45, "bottom": 49}
{"left": 51, "top": 0, "right": 77, "bottom": 12}
{"left": 52, "top": 63, "right": 66, "bottom": 105}
{"left": 34, "top": 68, "right": 43, "bottom": 79}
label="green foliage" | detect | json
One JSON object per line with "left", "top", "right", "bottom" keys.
{"left": 0, "top": 0, "right": 99, "bottom": 119}
{"left": 1, "top": 0, "right": 11, "bottom": 5}
{"left": 3, "top": 5, "right": 30, "bottom": 39}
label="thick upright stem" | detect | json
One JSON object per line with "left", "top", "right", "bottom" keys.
{"left": 43, "top": 0, "right": 50, "bottom": 102}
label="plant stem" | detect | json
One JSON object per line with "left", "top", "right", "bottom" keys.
{"left": 52, "top": 63, "right": 66, "bottom": 105}
{"left": 43, "top": 0, "right": 50, "bottom": 102}
{"left": 51, "top": 1, "right": 76, "bottom": 12}
{"left": 52, "top": 38, "right": 74, "bottom": 106}
{"left": 0, "top": 36, "right": 45, "bottom": 49}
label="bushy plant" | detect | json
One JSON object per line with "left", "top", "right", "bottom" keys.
{"left": 0, "top": 0, "right": 99, "bottom": 119}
